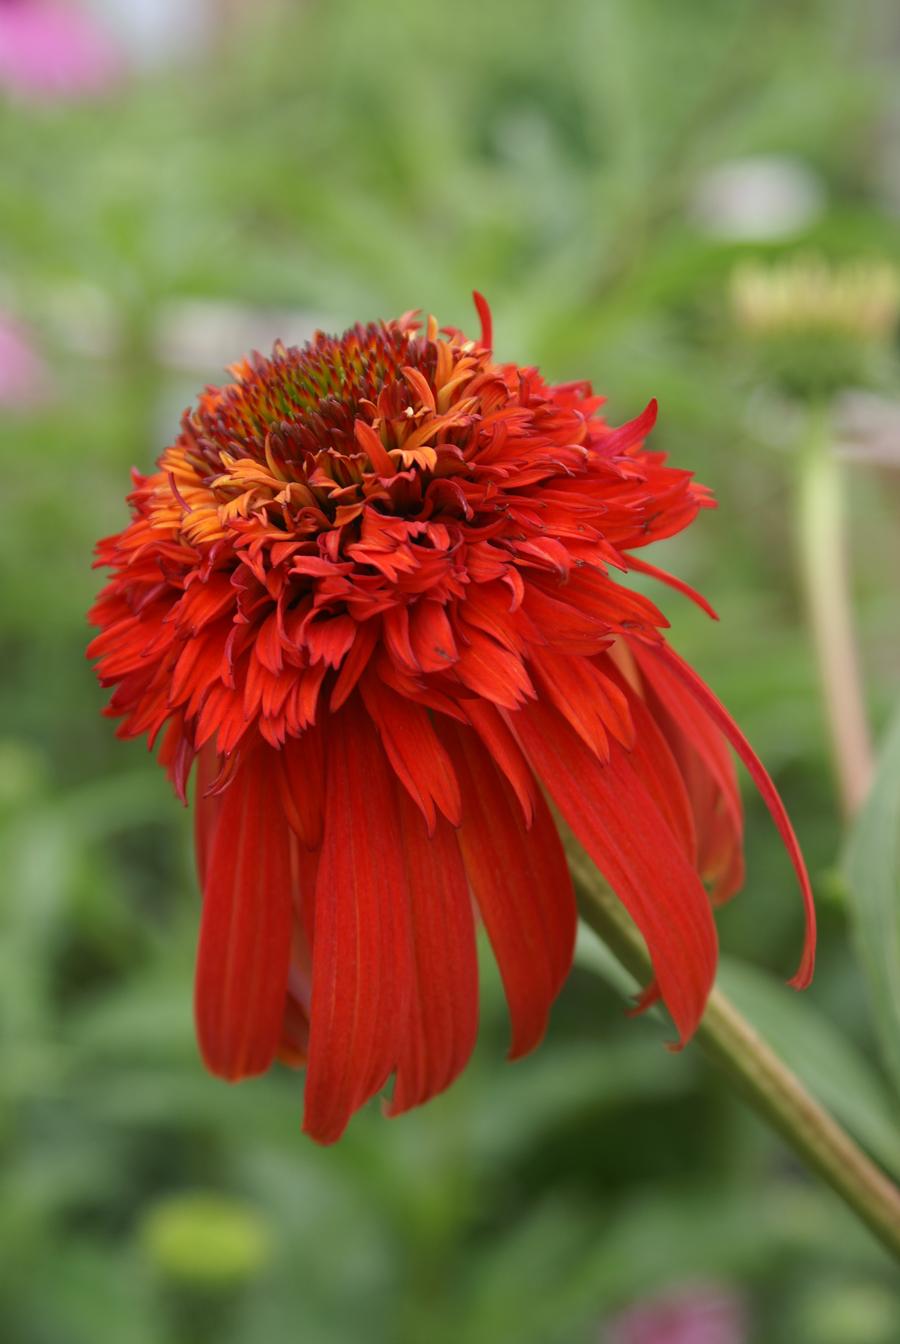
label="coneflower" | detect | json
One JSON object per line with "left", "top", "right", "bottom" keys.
{"left": 88, "top": 296, "right": 815, "bottom": 1143}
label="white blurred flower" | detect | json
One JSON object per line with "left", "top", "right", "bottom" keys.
{"left": 691, "top": 155, "right": 825, "bottom": 242}
{"left": 93, "top": 0, "right": 214, "bottom": 70}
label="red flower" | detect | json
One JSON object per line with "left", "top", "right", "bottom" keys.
{"left": 88, "top": 296, "right": 815, "bottom": 1143}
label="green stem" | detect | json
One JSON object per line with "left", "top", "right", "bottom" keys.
{"left": 572, "top": 857, "right": 900, "bottom": 1262}
{"left": 796, "top": 404, "right": 873, "bottom": 818}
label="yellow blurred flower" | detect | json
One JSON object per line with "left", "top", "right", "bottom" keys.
{"left": 139, "top": 1191, "right": 271, "bottom": 1289}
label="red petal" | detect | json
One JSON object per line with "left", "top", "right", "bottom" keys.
{"left": 461, "top": 580, "right": 537, "bottom": 655}
{"left": 193, "top": 744, "right": 223, "bottom": 888}
{"left": 354, "top": 418, "right": 394, "bottom": 475}
{"left": 277, "top": 723, "right": 325, "bottom": 850}
{"left": 513, "top": 698, "right": 719, "bottom": 1044}
{"left": 409, "top": 599, "right": 459, "bottom": 673}
{"left": 625, "top": 553, "right": 719, "bottom": 621}
{"left": 529, "top": 646, "right": 635, "bottom": 760}
{"left": 330, "top": 619, "right": 379, "bottom": 711}
{"left": 602, "top": 656, "right": 697, "bottom": 865}
{"left": 388, "top": 788, "right": 479, "bottom": 1115}
{"left": 629, "top": 639, "right": 743, "bottom": 837}
{"left": 440, "top": 721, "right": 576, "bottom": 1058}
{"left": 360, "top": 673, "right": 462, "bottom": 830}
{"left": 305, "top": 613, "right": 356, "bottom": 668}
{"left": 640, "top": 641, "right": 816, "bottom": 988}
{"left": 194, "top": 747, "right": 295, "bottom": 1079}
{"left": 464, "top": 699, "right": 536, "bottom": 825}
{"left": 383, "top": 605, "right": 420, "bottom": 673}
{"left": 473, "top": 290, "right": 493, "bottom": 349}
{"left": 597, "top": 398, "right": 658, "bottom": 454}
{"left": 303, "top": 698, "right": 414, "bottom": 1144}
{"left": 455, "top": 626, "right": 535, "bottom": 709}
{"left": 626, "top": 642, "right": 743, "bottom": 903}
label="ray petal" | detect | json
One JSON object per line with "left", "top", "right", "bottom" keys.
{"left": 194, "top": 746, "right": 295, "bottom": 1079}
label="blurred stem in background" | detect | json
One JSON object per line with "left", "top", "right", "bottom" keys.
{"left": 796, "top": 404, "right": 873, "bottom": 818}
{"left": 572, "top": 854, "right": 900, "bottom": 1263}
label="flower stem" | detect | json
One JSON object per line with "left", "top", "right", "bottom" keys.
{"left": 573, "top": 861, "right": 900, "bottom": 1262}
{"left": 796, "top": 403, "right": 873, "bottom": 818}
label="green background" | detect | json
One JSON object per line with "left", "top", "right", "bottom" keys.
{"left": 2, "top": 2, "right": 899, "bottom": 1340}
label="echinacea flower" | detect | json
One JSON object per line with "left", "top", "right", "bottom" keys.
{"left": 88, "top": 296, "right": 815, "bottom": 1143}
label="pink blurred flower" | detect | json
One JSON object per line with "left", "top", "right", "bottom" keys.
{"left": 605, "top": 1283, "right": 747, "bottom": 1344}
{"left": 0, "top": 0, "right": 123, "bottom": 103}
{"left": 0, "top": 312, "right": 51, "bottom": 406}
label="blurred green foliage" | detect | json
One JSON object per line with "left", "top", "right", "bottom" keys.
{"left": 2, "top": 1, "right": 900, "bottom": 1340}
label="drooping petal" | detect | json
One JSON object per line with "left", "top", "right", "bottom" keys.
{"left": 330, "top": 619, "right": 379, "bottom": 711}
{"left": 303, "top": 697, "right": 414, "bottom": 1144}
{"left": 628, "top": 640, "right": 742, "bottom": 836}
{"left": 408, "top": 599, "right": 459, "bottom": 673}
{"left": 194, "top": 746, "right": 295, "bottom": 1079}
{"left": 625, "top": 552, "right": 719, "bottom": 621}
{"left": 455, "top": 625, "right": 535, "bottom": 709}
{"left": 360, "top": 672, "right": 462, "bottom": 831}
{"left": 388, "top": 787, "right": 479, "bottom": 1115}
{"left": 513, "top": 698, "right": 719, "bottom": 1044}
{"left": 276, "top": 722, "right": 325, "bottom": 850}
{"left": 529, "top": 644, "right": 634, "bottom": 760}
{"left": 601, "top": 656, "right": 698, "bottom": 865}
{"left": 464, "top": 699, "right": 536, "bottom": 825}
{"left": 625, "top": 642, "right": 743, "bottom": 903}
{"left": 638, "top": 641, "right": 816, "bottom": 988}
{"left": 193, "top": 743, "right": 223, "bottom": 887}
{"left": 439, "top": 720, "right": 576, "bottom": 1058}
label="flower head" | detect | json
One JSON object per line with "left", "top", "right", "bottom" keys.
{"left": 89, "top": 296, "right": 815, "bottom": 1142}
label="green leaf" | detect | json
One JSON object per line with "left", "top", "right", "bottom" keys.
{"left": 844, "top": 707, "right": 900, "bottom": 1097}
{"left": 718, "top": 958, "right": 900, "bottom": 1181}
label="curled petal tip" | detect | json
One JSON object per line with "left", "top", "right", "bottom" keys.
{"left": 472, "top": 290, "right": 493, "bottom": 349}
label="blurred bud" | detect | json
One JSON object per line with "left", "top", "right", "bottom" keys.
{"left": 732, "top": 255, "right": 899, "bottom": 343}
{"left": 730, "top": 254, "right": 900, "bottom": 397}
{"left": 139, "top": 1191, "right": 271, "bottom": 1290}
{"left": 604, "top": 1281, "right": 747, "bottom": 1344}
{"left": 692, "top": 156, "right": 825, "bottom": 243}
